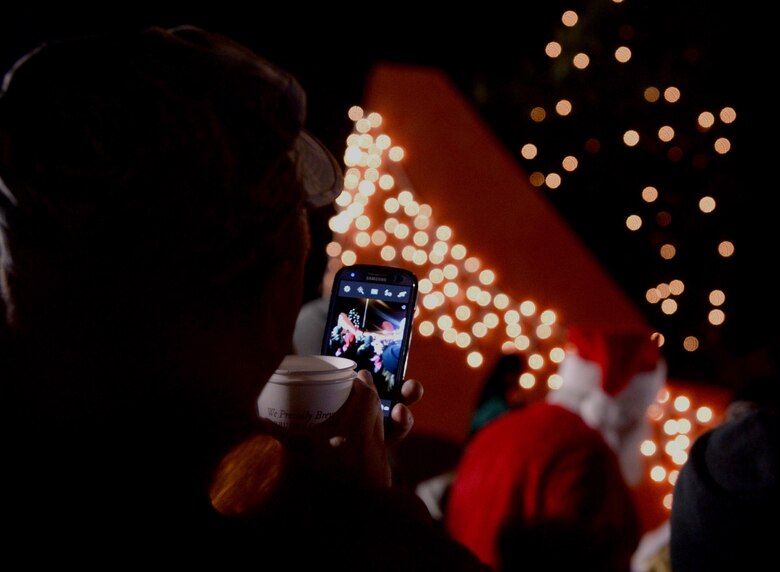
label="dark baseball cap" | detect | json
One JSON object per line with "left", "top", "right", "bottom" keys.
{"left": 0, "top": 24, "right": 343, "bottom": 229}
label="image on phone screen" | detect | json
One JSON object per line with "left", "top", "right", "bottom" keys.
{"left": 322, "top": 267, "right": 417, "bottom": 417}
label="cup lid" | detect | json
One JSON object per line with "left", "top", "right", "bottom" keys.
{"left": 273, "top": 355, "right": 357, "bottom": 376}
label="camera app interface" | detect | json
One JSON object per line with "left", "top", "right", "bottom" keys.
{"left": 325, "top": 279, "right": 413, "bottom": 416}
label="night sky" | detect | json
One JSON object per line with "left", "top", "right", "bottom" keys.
{"left": 2, "top": 3, "right": 775, "bottom": 390}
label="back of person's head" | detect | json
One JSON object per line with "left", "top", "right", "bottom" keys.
{"left": 0, "top": 25, "right": 341, "bottom": 337}
{"left": 0, "top": 25, "right": 343, "bottom": 443}
{"left": 477, "top": 353, "right": 525, "bottom": 403}
{"left": 669, "top": 374, "right": 779, "bottom": 571}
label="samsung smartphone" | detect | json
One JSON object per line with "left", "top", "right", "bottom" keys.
{"left": 322, "top": 264, "right": 418, "bottom": 420}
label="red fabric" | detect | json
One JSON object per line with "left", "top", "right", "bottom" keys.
{"left": 444, "top": 402, "right": 641, "bottom": 570}
{"left": 567, "top": 325, "right": 660, "bottom": 396}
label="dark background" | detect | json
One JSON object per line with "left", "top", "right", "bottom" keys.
{"left": 2, "top": 3, "right": 776, "bottom": 390}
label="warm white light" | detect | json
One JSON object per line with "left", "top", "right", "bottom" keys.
{"left": 658, "top": 125, "right": 674, "bottom": 142}
{"left": 623, "top": 130, "right": 640, "bottom": 146}
{"left": 494, "top": 294, "right": 510, "bottom": 309}
{"left": 467, "top": 352, "right": 484, "bottom": 368}
{"left": 418, "top": 321, "right": 434, "bottom": 336}
{"left": 380, "top": 245, "right": 396, "bottom": 261}
{"left": 661, "top": 299, "right": 677, "bottom": 314}
{"left": 443, "top": 264, "right": 459, "bottom": 279}
{"left": 436, "top": 225, "right": 452, "bottom": 240}
{"left": 519, "top": 373, "right": 536, "bottom": 389}
{"left": 615, "top": 46, "right": 632, "bottom": 63}
{"left": 366, "top": 112, "right": 382, "bottom": 128}
{"left": 506, "top": 323, "right": 521, "bottom": 338}
{"left": 714, "top": 137, "right": 731, "bottom": 154}
{"left": 664, "top": 86, "right": 681, "bottom": 103}
{"left": 709, "top": 289, "right": 725, "bottom": 305}
{"left": 521, "top": 143, "right": 538, "bottom": 159}
{"left": 572, "top": 53, "right": 590, "bottom": 69}
{"left": 642, "top": 186, "right": 658, "bottom": 202}
{"left": 375, "top": 134, "right": 391, "bottom": 149}
{"left": 388, "top": 146, "right": 404, "bottom": 161}
{"left": 660, "top": 244, "right": 676, "bottom": 259}
{"left": 626, "top": 215, "right": 642, "bottom": 230}
{"left": 341, "top": 250, "right": 357, "bottom": 266}
{"left": 355, "top": 232, "right": 370, "bottom": 247}
{"left": 698, "top": 111, "right": 715, "bottom": 129}
{"left": 443, "top": 282, "right": 459, "bottom": 298}
{"left": 348, "top": 106, "right": 364, "bottom": 121}
{"left": 699, "top": 196, "right": 716, "bottom": 213}
{"left": 378, "top": 174, "right": 394, "bottom": 190}
{"left": 561, "top": 10, "right": 578, "bottom": 26}
{"left": 718, "top": 241, "right": 735, "bottom": 257}
{"left": 514, "top": 336, "right": 530, "bottom": 350}
{"left": 504, "top": 310, "right": 520, "bottom": 324}
{"left": 368, "top": 230, "right": 385, "bottom": 246}
{"left": 455, "top": 332, "right": 471, "bottom": 348}
{"left": 709, "top": 309, "right": 725, "bottom": 325}
{"left": 720, "top": 107, "right": 737, "bottom": 123}
{"left": 464, "top": 257, "right": 481, "bottom": 273}
{"left": 455, "top": 305, "right": 472, "bottom": 321}
{"left": 520, "top": 301, "right": 537, "bottom": 316}
{"left": 451, "top": 244, "right": 467, "bottom": 260}
{"left": 555, "top": 99, "right": 572, "bottom": 116}
{"left": 528, "top": 354, "right": 544, "bottom": 370}
{"left": 472, "top": 323, "right": 488, "bottom": 338}
{"left": 545, "top": 42, "right": 562, "bottom": 58}
{"left": 696, "top": 406, "right": 714, "bottom": 423}
{"left": 549, "top": 347, "right": 565, "bottom": 363}
{"left": 683, "top": 336, "right": 699, "bottom": 351}
{"left": 479, "top": 269, "right": 495, "bottom": 285}
{"left": 545, "top": 172, "right": 562, "bottom": 189}
{"left": 650, "top": 466, "right": 666, "bottom": 482}
{"left": 674, "top": 396, "right": 690, "bottom": 412}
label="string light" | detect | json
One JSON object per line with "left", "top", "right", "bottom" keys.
{"left": 336, "top": 28, "right": 733, "bottom": 511}
{"left": 329, "top": 108, "right": 565, "bottom": 385}
{"left": 514, "top": 4, "right": 738, "bottom": 365}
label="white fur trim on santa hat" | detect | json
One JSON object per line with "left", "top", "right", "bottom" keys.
{"left": 547, "top": 351, "right": 667, "bottom": 484}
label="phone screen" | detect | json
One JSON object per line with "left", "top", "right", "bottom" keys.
{"left": 322, "top": 265, "right": 418, "bottom": 417}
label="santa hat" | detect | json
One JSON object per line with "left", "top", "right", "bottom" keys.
{"left": 547, "top": 324, "right": 667, "bottom": 484}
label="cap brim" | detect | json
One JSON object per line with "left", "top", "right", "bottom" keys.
{"left": 292, "top": 131, "right": 344, "bottom": 209}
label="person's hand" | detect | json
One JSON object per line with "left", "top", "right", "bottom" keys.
{"left": 309, "top": 369, "right": 392, "bottom": 488}
{"left": 385, "top": 377, "right": 424, "bottom": 447}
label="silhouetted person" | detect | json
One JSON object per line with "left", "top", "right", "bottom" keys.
{"left": 669, "top": 374, "right": 779, "bottom": 572}
{"left": 469, "top": 352, "right": 530, "bottom": 438}
{"left": 0, "top": 25, "right": 487, "bottom": 569}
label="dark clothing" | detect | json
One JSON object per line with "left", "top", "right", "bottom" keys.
{"left": 2, "top": 336, "right": 488, "bottom": 570}
{"left": 670, "top": 409, "right": 779, "bottom": 572}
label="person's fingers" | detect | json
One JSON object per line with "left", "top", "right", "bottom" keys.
{"left": 332, "top": 369, "right": 384, "bottom": 440}
{"left": 400, "top": 377, "right": 424, "bottom": 406}
{"left": 385, "top": 402, "right": 414, "bottom": 447}
{"left": 310, "top": 369, "right": 390, "bottom": 487}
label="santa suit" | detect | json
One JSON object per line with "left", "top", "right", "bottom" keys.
{"left": 445, "top": 325, "right": 665, "bottom": 571}
{"left": 445, "top": 401, "right": 641, "bottom": 570}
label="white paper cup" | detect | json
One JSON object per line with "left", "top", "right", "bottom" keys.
{"left": 257, "top": 355, "right": 357, "bottom": 429}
